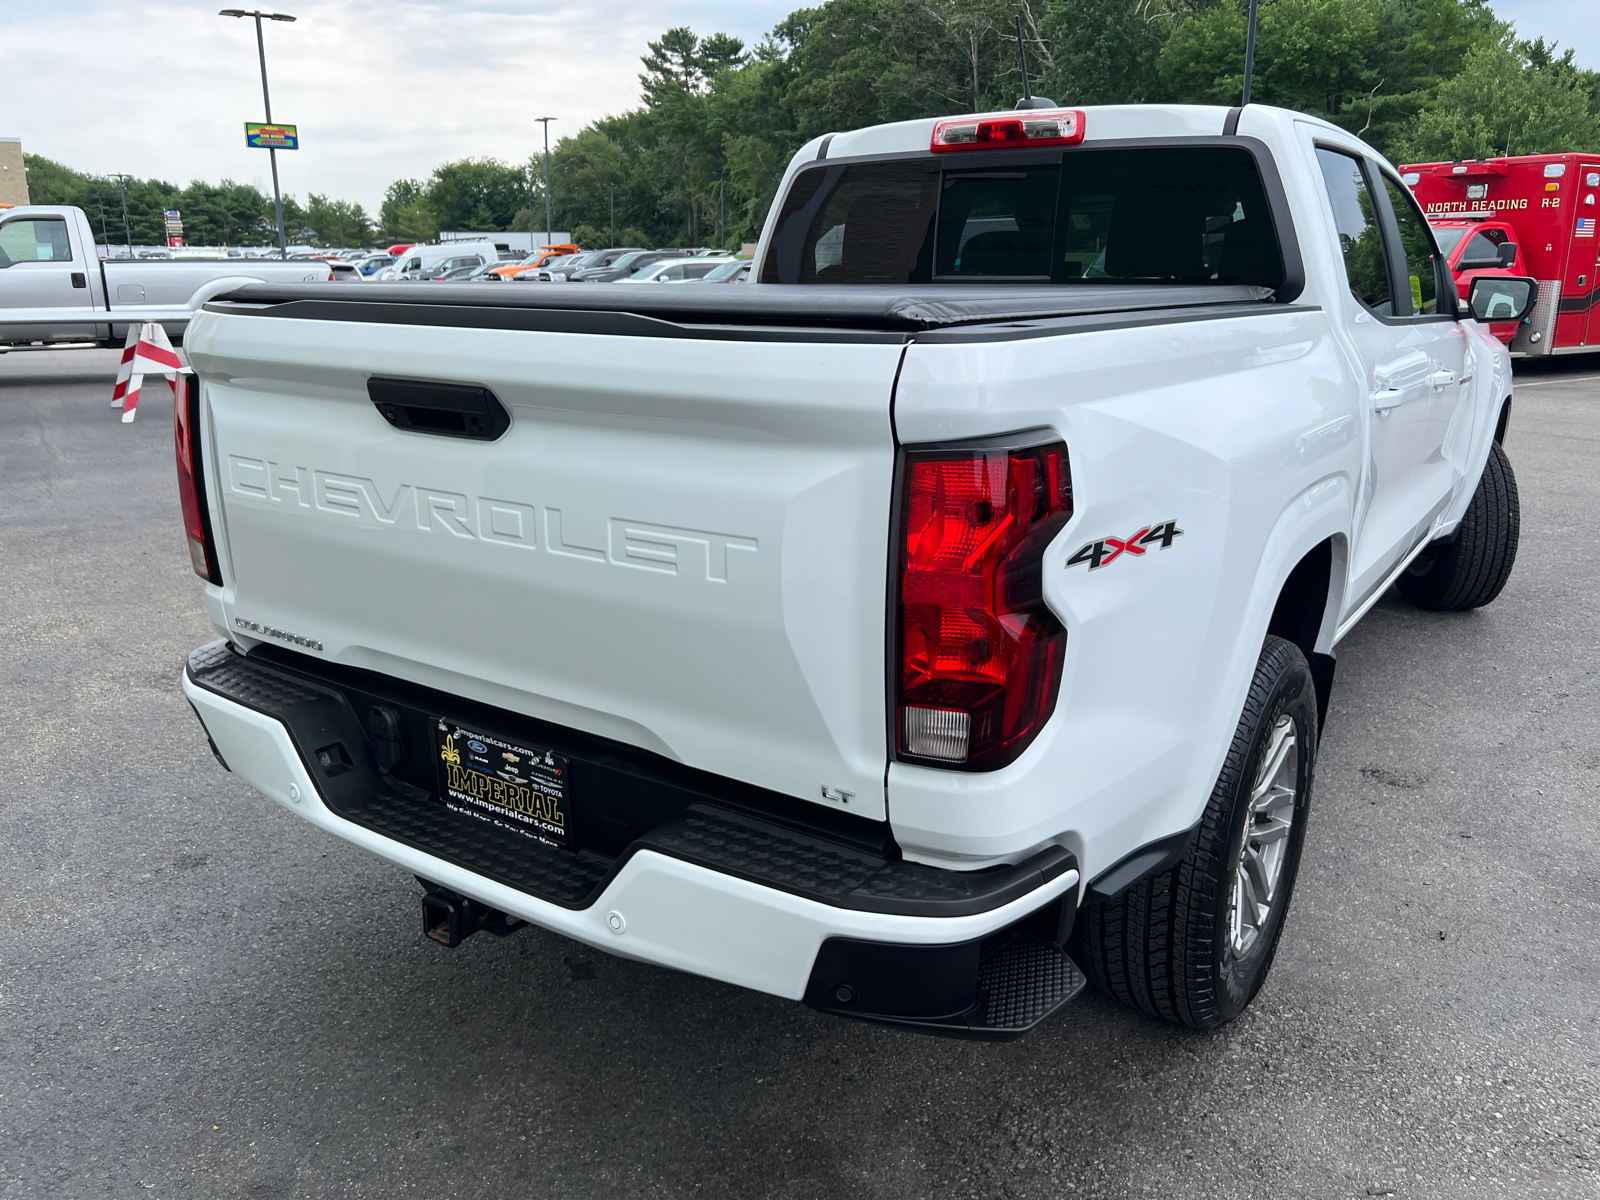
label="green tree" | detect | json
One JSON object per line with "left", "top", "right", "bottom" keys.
{"left": 1036, "top": 0, "right": 1173, "bottom": 106}
{"left": 1394, "top": 36, "right": 1600, "bottom": 161}
{"left": 305, "top": 194, "right": 375, "bottom": 248}
{"left": 380, "top": 179, "right": 424, "bottom": 243}
{"left": 425, "top": 157, "right": 528, "bottom": 231}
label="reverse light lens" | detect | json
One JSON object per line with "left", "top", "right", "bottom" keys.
{"left": 904, "top": 707, "right": 971, "bottom": 762}
{"left": 931, "top": 109, "right": 1085, "bottom": 153}
{"left": 174, "top": 374, "right": 222, "bottom": 585}
{"left": 896, "top": 437, "right": 1072, "bottom": 769}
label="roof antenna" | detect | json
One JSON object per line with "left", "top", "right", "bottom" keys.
{"left": 1014, "top": 15, "right": 1056, "bottom": 109}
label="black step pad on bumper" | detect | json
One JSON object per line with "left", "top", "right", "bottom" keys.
{"left": 804, "top": 933, "right": 1086, "bottom": 1040}
{"left": 185, "top": 641, "right": 1077, "bottom": 918}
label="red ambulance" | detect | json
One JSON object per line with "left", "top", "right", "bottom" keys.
{"left": 1400, "top": 153, "right": 1600, "bottom": 355}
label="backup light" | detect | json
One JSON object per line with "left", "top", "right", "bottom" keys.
{"left": 930, "top": 109, "right": 1085, "bottom": 153}
{"left": 895, "top": 436, "right": 1072, "bottom": 769}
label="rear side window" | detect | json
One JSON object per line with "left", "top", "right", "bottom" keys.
{"left": 1315, "top": 149, "right": 1392, "bottom": 315}
{"left": 0, "top": 217, "right": 72, "bottom": 267}
{"left": 762, "top": 146, "right": 1284, "bottom": 288}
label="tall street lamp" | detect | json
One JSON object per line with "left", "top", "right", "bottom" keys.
{"left": 109, "top": 173, "right": 133, "bottom": 257}
{"left": 1241, "top": 0, "right": 1260, "bottom": 106}
{"left": 535, "top": 116, "right": 555, "bottom": 248}
{"left": 220, "top": 9, "right": 295, "bottom": 259}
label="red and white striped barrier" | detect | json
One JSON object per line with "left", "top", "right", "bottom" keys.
{"left": 110, "top": 323, "right": 189, "bottom": 423}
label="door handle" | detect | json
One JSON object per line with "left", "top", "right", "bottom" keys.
{"left": 70, "top": 272, "right": 87, "bottom": 289}
{"left": 1429, "top": 368, "right": 1456, "bottom": 389}
{"left": 1370, "top": 386, "right": 1406, "bottom": 414}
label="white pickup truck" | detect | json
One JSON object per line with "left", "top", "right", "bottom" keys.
{"left": 0, "top": 204, "right": 333, "bottom": 348}
{"left": 177, "top": 103, "right": 1533, "bottom": 1039}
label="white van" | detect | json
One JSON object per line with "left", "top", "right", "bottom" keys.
{"left": 379, "top": 242, "right": 503, "bottom": 280}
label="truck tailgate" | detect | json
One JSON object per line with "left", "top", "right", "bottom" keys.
{"left": 186, "top": 311, "right": 903, "bottom": 819}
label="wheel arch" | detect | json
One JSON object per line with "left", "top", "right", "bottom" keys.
{"left": 1247, "top": 477, "right": 1351, "bottom": 733}
{"left": 1494, "top": 395, "right": 1512, "bottom": 445}
{"left": 1265, "top": 536, "right": 1344, "bottom": 728}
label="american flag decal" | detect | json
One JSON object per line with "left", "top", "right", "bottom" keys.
{"left": 1578, "top": 217, "right": 1596, "bottom": 237}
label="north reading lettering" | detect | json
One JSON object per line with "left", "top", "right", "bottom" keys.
{"left": 1423, "top": 199, "right": 1529, "bottom": 213}
{"left": 445, "top": 762, "right": 564, "bottom": 827}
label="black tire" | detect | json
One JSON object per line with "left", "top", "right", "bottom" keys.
{"left": 1071, "top": 636, "right": 1317, "bottom": 1030}
{"left": 1397, "top": 441, "right": 1520, "bottom": 611}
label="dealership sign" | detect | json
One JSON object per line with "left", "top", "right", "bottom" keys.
{"left": 245, "top": 123, "right": 298, "bottom": 150}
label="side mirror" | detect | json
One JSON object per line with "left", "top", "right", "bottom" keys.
{"left": 1467, "top": 275, "right": 1537, "bottom": 323}
{"left": 1497, "top": 242, "right": 1517, "bottom": 268}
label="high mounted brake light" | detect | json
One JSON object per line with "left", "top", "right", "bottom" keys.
{"left": 930, "top": 109, "right": 1085, "bottom": 153}
{"left": 174, "top": 374, "right": 222, "bottom": 585}
{"left": 896, "top": 435, "right": 1072, "bottom": 770}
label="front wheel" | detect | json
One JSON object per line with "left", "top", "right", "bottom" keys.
{"left": 1398, "top": 441, "right": 1520, "bottom": 611}
{"left": 1072, "top": 636, "right": 1317, "bottom": 1030}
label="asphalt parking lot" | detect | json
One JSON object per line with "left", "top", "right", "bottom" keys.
{"left": 2, "top": 346, "right": 1597, "bottom": 1200}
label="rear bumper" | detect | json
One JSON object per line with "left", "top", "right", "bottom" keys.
{"left": 184, "top": 641, "right": 1082, "bottom": 1034}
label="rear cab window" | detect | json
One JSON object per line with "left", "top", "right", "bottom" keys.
{"left": 762, "top": 145, "right": 1287, "bottom": 290}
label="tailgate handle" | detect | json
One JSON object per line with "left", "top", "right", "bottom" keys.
{"left": 367, "top": 377, "right": 510, "bottom": 441}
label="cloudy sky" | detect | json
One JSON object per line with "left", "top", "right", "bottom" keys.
{"left": 1, "top": 0, "right": 1592, "bottom": 216}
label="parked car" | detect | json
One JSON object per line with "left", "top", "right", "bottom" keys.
{"left": 352, "top": 254, "right": 394, "bottom": 277}
{"left": 571, "top": 249, "right": 691, "bottom": 283}
{"left": 530, "top": 251, "right": 606, "bottom": 282}
{"left": 692, "top": 260, "right": 753, "bottom": 284}
{"left": 431, "top": 263, "right": 487, "bottom": 282}
{"left": 181, "top": 101, "right": 1533, "bottom": 1042}
{"left": 456, "top": 261, "right": 510, "bottom": 282}
{"left": 380, "top": 243, "right": 500, "bottom": 281}
{"left": 490, "top": 244, "right": 582, "bottom": 280}
{"left": 328, "top": 261, "right": 364, "bottom": 283}
{"left": 620, "top": 257, "right": 738, "bottom": 283}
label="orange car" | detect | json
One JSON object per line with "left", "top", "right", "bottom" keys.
{"left": 491, "top": 244, "right": 580, "bottom": 279}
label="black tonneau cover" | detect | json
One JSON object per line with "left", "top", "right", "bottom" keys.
{"left": 209, "top": 281, "right": 1278, "bottom": 339}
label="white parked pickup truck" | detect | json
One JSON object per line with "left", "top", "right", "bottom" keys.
{"left": 177, "top": 103, "right": 1533, "bottom": 1038}
{"left": 0, "top": 205, "right": 333, "bottom": 348}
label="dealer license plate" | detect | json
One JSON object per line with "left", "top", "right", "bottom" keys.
{"left": 431, "top": 719, "right": 570, "bottom": 851}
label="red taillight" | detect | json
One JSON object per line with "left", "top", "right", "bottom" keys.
{"left": 930, "top": 109, "right": 1085, "bottom": 153}
{"left": 896, "top": 437, "right": 1072, "bottom": 769}
{"left": 174, "top": 374, "right": 222, "bottom": 584}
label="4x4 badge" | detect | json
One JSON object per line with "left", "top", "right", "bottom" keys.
{"left": 1065, "top": 520, "right": 1183, "bottom": 570}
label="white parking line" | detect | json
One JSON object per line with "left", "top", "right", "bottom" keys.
{"left": 1514, "top": 374, "right": 1600, "bottom": 388}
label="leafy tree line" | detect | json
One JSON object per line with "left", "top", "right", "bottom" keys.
{"left": 23, "top": 0, "right": 1600, "bottom": 253}
{"left": 22, "top": 155, "right": 381, "bottom": 249}
{"left": 544, "top": 0, "right": 1600, "bottom": 250}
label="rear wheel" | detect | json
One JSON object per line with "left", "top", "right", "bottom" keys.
{"left": 1072, "top": 636, "right": 1317, "bottom": 1030}
{"left": 1398, "top": 442, "right": 1520, "bottom": 611}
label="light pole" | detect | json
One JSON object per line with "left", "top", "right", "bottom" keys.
{"left": 535, "top": 116, "right": 555, "bottom": 248}
{"left": 609, "top": 184, "right": 614, "bottom": 249}
{"left": 220, "top": 9, "right": 295, "bottom": 259}
{"left": 110, "top": 173, "right": 133, "bottom": 257}
{"left": 1241, "top": 0, "right": 1259, "bottom": 106}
